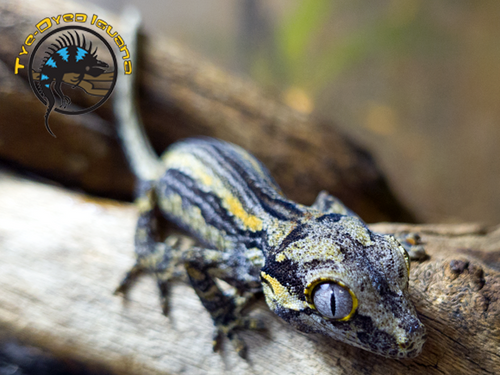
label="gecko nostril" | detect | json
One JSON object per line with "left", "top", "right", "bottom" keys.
{"left": 406, "top": 317, "right": 422, "bottom": 334}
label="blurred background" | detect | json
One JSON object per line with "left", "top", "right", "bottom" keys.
{"left": 89, "top": 0, "right": 500, "bottom": 225}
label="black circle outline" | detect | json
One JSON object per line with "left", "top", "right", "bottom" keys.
{"left": 28, "top": 25, "right": 117, "bottom": 116}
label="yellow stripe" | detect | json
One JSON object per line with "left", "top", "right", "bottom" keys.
{"left": 163, "top": 150, "right": 263, "bottom": 232}
{"left": 261, "top": 272, "right": 306, "bottom": 311}
{"left": 224, "top": 194, "right": 262, "bottom": 231}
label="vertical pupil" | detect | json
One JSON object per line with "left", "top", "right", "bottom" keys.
{"left": 330, "top": 290, "right": 336, "bottom": 317}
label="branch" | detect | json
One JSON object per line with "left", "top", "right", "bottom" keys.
{"left": 0, "top": 0, "right": 414, "bottom": 222}
{"left": 1, "top": 172, "right": 499, "bottom": 374}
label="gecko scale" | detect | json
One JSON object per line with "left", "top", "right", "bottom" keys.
{"left": 113, "top": 11, "right": 426, "bottom": 359}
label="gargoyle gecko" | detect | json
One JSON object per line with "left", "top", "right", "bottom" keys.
{"left": 113, "top": 11, "right": 426, "bottom": 359}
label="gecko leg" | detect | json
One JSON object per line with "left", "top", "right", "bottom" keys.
{"left": 115, "top": 185, "right": 181, "bottom": 314}
{"left": 182, "top": 247, "right": 264, "bottom": 358}
{"left": 54, "top": 80, "right": 71, "bottom": 108}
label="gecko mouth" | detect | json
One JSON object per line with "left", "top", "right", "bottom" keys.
{"left": 94, "top": 60, "right": 109, "bottom": 70}
{"left": 86, "top": 61, "right": 109, "bottom": 77}
{"left": 353, "top": 313, "right": 426, "bottom": 358}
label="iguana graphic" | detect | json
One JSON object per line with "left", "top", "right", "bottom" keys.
{"left": 36, "top": 31, "right": 109, "bottom": 137}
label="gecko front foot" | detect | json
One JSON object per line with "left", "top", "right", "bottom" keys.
{"left": 212, "top": 313, "right": 266, "bottom": 358}
{"left": 395, "top": 232, "right": 428, "bottom": 261}
{"left": 114, "top": 236, "right": 185, "bottom": 315}
{"left": 61, "top": 96, "right": 71, "bottom": 108}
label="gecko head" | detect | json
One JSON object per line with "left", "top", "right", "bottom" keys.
{"left": 261, "top": 213, "right": 426, "bottom": 358}
{"left": 84, "top": 58, "right": 109, "bottom": 77}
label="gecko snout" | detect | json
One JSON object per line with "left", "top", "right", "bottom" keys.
{"left": 395, "top": 318, "right": 426, "bottom": 358}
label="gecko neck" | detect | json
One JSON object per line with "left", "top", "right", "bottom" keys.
{"left": 260, "top": 199, "right": 318, "bottom": 257}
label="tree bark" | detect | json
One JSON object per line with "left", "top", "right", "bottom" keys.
{"left": 0, "top": 0, "right": 414, "bottom": 223}
{"left": 1, "top": 171, "right": 499, "bottom": 375}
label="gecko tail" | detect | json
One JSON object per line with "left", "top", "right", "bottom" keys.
{"left": 41, "top": 82, "right": 57, "bottom": 138}
{"left": 44, "top": 115, "right": 57, "bottom": 138}
{"left": 113, "top": 8, "right": 162, "bottom": 181}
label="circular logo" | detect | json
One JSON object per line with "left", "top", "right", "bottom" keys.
{"left": 28, "top": 25, "right": 117, "bottom": 136}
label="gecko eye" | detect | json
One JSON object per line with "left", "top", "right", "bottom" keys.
{"left": 85, "top": 66, "right": 90, "bottom": 71}
{"left": 313, "top": 283, "right": 353, "bottom": 320}
{"left": 305, "top": 280, "right": 358, "bottom": 321}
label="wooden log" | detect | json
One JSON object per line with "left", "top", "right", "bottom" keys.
{"left": 1, "top": 171, "right": 499, "bottom": 375}
{"left": 0, "top": 0, "right": 414, "bottom": 223}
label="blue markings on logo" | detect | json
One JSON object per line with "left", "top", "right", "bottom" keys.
{"left": 56, "top": 47, "right": 69, "bottom": 62}
{"left": 41, "top": 74, "right": 49, "bottom": 81}
{"left": 45, "top": 84, "right": 50, "bottom": 88}
{"left": 75, "top": 47, "right": 88, "bottom": 62}
{"left": 45, "top": 57, "right": 57, "bottom": 68}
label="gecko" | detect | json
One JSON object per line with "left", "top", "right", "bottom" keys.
{"left": 36, "top": 31, "right": 108, "bottom": 137}
{"left": 113, "top": 11, "right": 426, "bottom": 359}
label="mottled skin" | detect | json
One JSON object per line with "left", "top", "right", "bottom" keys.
{"left": 115, "top": 138, "right": 426, "bottom": 359}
